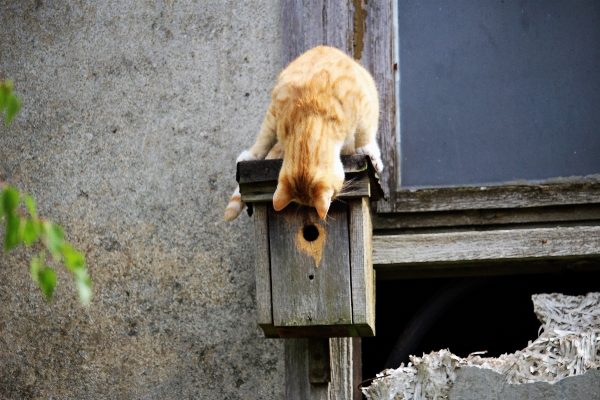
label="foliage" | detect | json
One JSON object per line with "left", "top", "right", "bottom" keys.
{"left": 1, "top": 80, "right": 92, "bottom": 304}
{"left": 0, "top": 80, "right": 21, "bottom": 128}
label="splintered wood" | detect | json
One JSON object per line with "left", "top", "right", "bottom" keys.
{"left": 363, "top": 292, "right": 600, "bottom": 400}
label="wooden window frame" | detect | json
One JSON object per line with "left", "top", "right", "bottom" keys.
{"left": 279, "top": 0, "right": 600, "bottom": 278}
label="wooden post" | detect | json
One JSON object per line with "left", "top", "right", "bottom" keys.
{"left": 285, "top": 338, "right": 362, "bottom": 400}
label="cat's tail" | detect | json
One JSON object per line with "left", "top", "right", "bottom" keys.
{"left": 224, "top": 185, "right": 246, "bottom": 222}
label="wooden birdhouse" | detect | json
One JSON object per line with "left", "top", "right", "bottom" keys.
{"left": 237, "top": 155, "right": 383, "bottom": 338}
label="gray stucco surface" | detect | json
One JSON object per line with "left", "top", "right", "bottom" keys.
{"left": 450, "top": 367, "right": 600, "bottom": 400}
{"left": 0, "top": 0, "right": 283, "bottom": 398}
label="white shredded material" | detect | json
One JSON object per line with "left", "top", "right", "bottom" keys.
{"left": 363, "top": 292, "right": 600, "bottom": 400}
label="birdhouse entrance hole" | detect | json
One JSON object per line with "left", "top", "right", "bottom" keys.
{"left": 303, "top": 224, "right": 319, "bottom": 242}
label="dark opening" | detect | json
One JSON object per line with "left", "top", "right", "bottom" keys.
{"left": 303, "top": 224, "right": 319, "bottom": 242}
{"left": 309, "top": 274, "right": 314, "bottom": 280}
{"left": 362, "top": 271, "right": 600, "bottom": 381}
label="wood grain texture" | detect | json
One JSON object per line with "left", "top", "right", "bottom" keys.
{"left": 329, "top": 338, "right": 354, "bottom": 400}
{"left": 348, "top": 198, "right": 375, "bottom": 336}
{"left": 253, "top": 203, "right": 278, "bottom": 337}
{"left": 241, "top": 176, "right": 370, "bottom": 203}
{"left": 269, "top": 202, "right": 353, "bottom": 328}
{"left": 285, "top": 338, "right": 358, "bottom": 399}
{"left": 286, "top": 339, "right": 330, "bottom": 400}
{"left": 385, "top": 183, "right": 600, "bottom": 213}
{"left": 372, "top": 204, "right": 600, "bottom": 230}
{"left": 325, "top": 0, "right": 353, "bottom": 54}
{"left": 282, "top": 0, "right": 304, "bottom": 67}
{"left": 237, "top": 155, "right": 374, "bottom": 184}
{"left": 364, "top": 0, "right": 397, "bottom": 213}
{"left": 373, "top": 225, "right": 600, "bottom": 266}
{"left": 305, "top": 0, "right": 325, "bottom": 49}
{"left": 308, "top": 338, "right": 331, "bottom": 383}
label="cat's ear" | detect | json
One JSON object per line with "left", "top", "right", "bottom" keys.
{"left": 314, "top": 190, "right": 333, "bottom": 220}
{"left": 273, "top": 183, "right": 294, "bottom": 211}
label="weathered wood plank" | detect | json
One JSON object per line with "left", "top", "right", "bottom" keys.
{"left": 269, "top": 202, "right": 353, "bottom": 328}
{"left": 372, "top": 204, "right": 600, "bottom": 230}
{"left": 352, "top": 338, "right": 362, "bottom": 400}
{"left": 253, "top": 203, "right": 278, "bottom": 337}
{"left": 237, "top": 155, "right": 373, "bottom": 184}
{"left": 286, "top": 339, "right": 329, "bottom": 400}
{"left": 305, "top": 0, "right": 325, "bottom": 49}
{"left": 348, "top": 198, "right": 375, "bottom": 336}
{"left": 329, "top": 337, "right": 356, "bottom": 400}
{"left": 240, "top": 175, "right": 370, "bottom": 203}
{"left": 308, "top": 338, "right": 331, "bottom": 383}
{"left": 285, "top": 337, "right": 359, "bottom": 400}
{"left": 282, "top": 0, "right": 304, "bottom": 67}
{"left": 373, "top": 225, "right": 600, "bottom": 266}
{"left": 384, "top": 183, "right": 600, "bottom": 213}
{"left": 364, "top": 0, "right": 398, "bottom": 213}
{"left": 325, "top": 0, "right": 353, "bottom": 54}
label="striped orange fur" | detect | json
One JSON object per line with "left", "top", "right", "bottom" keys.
{"left": 224, "top": 46, "right": 382, "bottom": 221}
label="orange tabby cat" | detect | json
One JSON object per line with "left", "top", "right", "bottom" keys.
{"left": 224, "top": 46, "right": 383, "bottom": 221}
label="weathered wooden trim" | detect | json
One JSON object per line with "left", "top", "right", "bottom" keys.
{"left": 382, "top": 183, "right": 600, "bottom": 213}
{"left": 253, "top": 203, "right": 278, "bottom": 337}
{"left": 373, "top": 225, "right": 600, "bottom": 267}
{"left": 348, "top": 198, "right": 375, "bottom": 336}
{"left": 240, "top": 175, "right": 370, "bottom": 203}
{"left": 237, "top": 155, "right": 375, "bottom": 184}
{"left": 238, "top": 155, "right": 384, "bottom": 202}
{"left": 329, "top": 338, "right": 355, "bottom": 400}
{"left": 372, "top": 204, "right": 600, "bottom": 231}
{"left": 363, "top": 0, "right": 398, "bottom": 213}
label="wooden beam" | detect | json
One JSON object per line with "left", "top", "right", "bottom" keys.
{"left": 373, "top": 226, "right": 600, "bottom": 274}
{"left": 363, "top": 0, "right": 398, "bottom": 213}
{"left": 253, "top": 203, "right": 278, "bottom": 337}
{"left": 372, "top": 204, "right": 600, "bottom": 231}
{"left": 285, "top": 338, "right": 360, "bottom": 400}
{"left": 382, "top": 182, "right": 600, "bottom": 213}
{"left": 349, "top": 198, "right": 375, "bottom": 336}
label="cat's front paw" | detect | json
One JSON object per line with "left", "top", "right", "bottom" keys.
{"left": 236, "top": 150, "right": 258, "bottom": 163}
{"left": 356, "top": 143, "right": 384, "bottom": 173}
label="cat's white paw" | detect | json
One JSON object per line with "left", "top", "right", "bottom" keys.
{"left": 356, "top": 143, "right": 384, "bottom": 173}
{"left": 236, "top": 150, "right": 258, "bottom": 163}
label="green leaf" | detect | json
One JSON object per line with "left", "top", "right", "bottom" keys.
{"left": 24, "top": 195, "right": 37, "bottom": 219}
{"left": 38, "top": 267, "right": 57, "bottom": 301}
{"left": 4, "top": 214, "right": 22, "bottom": 251}
{"left": 0, "top": 81, "right": 10, "bottom": 111}
{"left": 43, "top": 221, "right": 64, "bottom": 259}
{"left": 23, "top": 219, "right": 40, "bottom": 246}
{"left": 1, "top": 187, "right": 20, "bottom": 215}
{"left": 5, "top": 94, "right": 21, "bottom": 128}
{"left": 75, "top": 274, "right": 92, "bottom": 305}
{"left": 61, "top": 244, "right": 86, "bottom": 274}
{"left": 30, "top": 251, "right": 45, "bottom": 284}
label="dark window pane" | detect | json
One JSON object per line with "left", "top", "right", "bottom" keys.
{"left": 399, "top": 0, "right": 600, "bottom": 189}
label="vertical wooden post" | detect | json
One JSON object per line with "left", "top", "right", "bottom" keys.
{"left": 285, "top": 338, "right": 362, "bottom": 400}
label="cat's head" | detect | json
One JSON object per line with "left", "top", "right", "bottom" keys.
{"left": 272, "top": 158, "right": 344, "bottom": 219}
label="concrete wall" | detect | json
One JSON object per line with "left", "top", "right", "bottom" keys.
{"left": 0, "top": 1, "right": 283, "bottom": 398}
